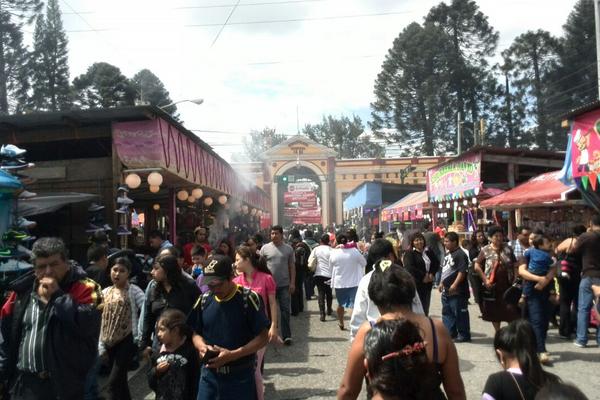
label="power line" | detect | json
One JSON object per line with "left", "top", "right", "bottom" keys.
{"left": 211, "top": 0, "right": 241, "bottom": 48}
{"left": 174, "top": 0, "right": 327, "bottom": 10}
{"left": 185, "top": 10, "right": 413, "bottom": 27}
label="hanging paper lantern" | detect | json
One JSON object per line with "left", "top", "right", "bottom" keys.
{"left": 472, "top": 197, "right": 478, "bottom": 204}
{"left": 152, "top": 204, "right": 160, "bottom": 211}
{"left": 192, "top": 188, "right": 204, "bottom": 199}
{"left": 147, "top": 172, "right": 163, "bottom": 187}
{"left": 187, "top": 195, "right": 196, "bottom": 203}
{"left": 204, "top": 197, "right": 213, "bottom": 206}
{"left": 177, "top": 190, "right": 189, "bottom": 201}
{"left": 463, "top": 199, "right": 468, "bottom": 206}
{"left": 125, "top": 173, "right": 141, "bottom": 189}
{"left": 218, "top": 195, "right": 228, "bottom": 205}
{"left": 445, "top": 202, "right": 451, "bottom": 209}
{"left": 149, "top": 185, "right": 160, "bottom": 193}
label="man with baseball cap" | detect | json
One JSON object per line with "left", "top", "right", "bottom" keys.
{"left": 191, "top": 256, "right": 270, "bottom": 399}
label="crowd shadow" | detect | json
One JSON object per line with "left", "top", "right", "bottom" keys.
{"left": 264, "top": 383, "right": 337, "bottom": 400}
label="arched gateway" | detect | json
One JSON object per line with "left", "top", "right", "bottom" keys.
{"left": 231, "top": 135, "right": 450, "bottom": 227}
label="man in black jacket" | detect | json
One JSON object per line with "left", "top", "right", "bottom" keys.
{"left": 0, "top": 237, "right": 102, "bottom": 399}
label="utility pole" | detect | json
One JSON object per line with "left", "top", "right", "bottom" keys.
{"left": 457, "top": 112, "right": 462, "bottom": 154}
{"left": 595, "top": 0, "right": 600, "bottom": 99}
{"left": 296, "top": 105, "right": 300, "bottom": 134}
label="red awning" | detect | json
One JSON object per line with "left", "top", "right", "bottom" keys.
{"left": 480, "top": 171, "right": 576, "bottom": 208}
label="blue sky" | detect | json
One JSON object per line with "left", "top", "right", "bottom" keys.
{"left": 43, "top": 0, "right": 581, "bottom": 160}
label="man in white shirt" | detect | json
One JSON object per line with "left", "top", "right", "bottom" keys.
{"left": 350, "top": 239, "right": 424, "bottom": 340}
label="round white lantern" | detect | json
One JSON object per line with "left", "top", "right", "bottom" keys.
{"left": 149, "top": 185, "right": 160, "bottom": 193}
{"left": 218, "top": 195, "right": 228, "bottom": 205}
{"left": 177, "top": 190, "right": 189, "bottom": 201}
{"left": 147, "top": 172, "right": 163, "bottom": 187}
{"left": 187, "top": 195, "right": 196, "bottom": 203}
{"left": 462, "top": 199, "right": 468, "bottom": 206}
{"left": 152, "top": 204, "right": 160, "bottom": 211}
{"left": 192, "top": 188, "right": 204, "bottom": 199}
{"left": 204, "top": 197, "right": 213, "bottom": 206}
{"left": 125, "top": 173, "right": 141, "bottom": 189}
{"left": 472, "top": 197, "right": 478, "bottom": 204}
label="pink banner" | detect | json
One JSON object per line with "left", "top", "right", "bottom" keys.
{"left": 284, "top": 191, "right": 316, "bottom": 203}
{"left": 571, "top": 108, "right": 600, "bottom": 178}
{"left": 427, "top": 153, "right": 481, "bottom": 199}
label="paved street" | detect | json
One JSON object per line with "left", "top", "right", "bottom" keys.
{"left": 123, "top": 290, "right": 600, "bottom": 399}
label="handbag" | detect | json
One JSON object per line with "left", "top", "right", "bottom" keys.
{"left": 307, "top": 248, "right": 318, "bottom": 273}
{"left": 503, "top": 279, "right": 522, "bottom": 305}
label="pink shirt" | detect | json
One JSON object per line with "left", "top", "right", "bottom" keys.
{"left": 233, "top": 270, "right": 276, "bottom": 316}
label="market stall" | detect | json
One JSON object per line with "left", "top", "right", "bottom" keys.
{"left": 380, "top": 190, "right": 431, "bottom": 232}
{"left": 480, "top": 170, "right": 589, "bottom": 238}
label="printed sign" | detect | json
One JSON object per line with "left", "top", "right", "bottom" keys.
{"left": 288, "top": 182, "right": 314, "bottom": 192}
{"left": 284, "top": 191, "right": 316, "bottom": 203}
{"left": 570, "top": 108, "right": 600, "bottom": 179}
{"left": 427, "top": 153, "right": 481, "bottom": 199}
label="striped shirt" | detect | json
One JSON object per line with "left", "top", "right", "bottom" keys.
{"left": 17, "top": 293, "right": 51, "bottom": 373}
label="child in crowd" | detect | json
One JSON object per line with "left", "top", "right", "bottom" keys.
{"left": 147, "top": 309, "right": 200, "bottom": 400}
{"left": 519, "top": 234, "right": 555, "bottom": 306}
{"left": 191, "top": 245, "right": 209, "bottom": 293}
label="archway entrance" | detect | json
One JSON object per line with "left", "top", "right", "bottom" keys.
{"left": 277, "top": 166, "right": 322, "bottom": 227}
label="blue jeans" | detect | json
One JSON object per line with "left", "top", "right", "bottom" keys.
{"left": 576, "top": 276, "right": 600, "bottom": 346}
{"left": 276, "top": 286, "right": 292, "bottom": 339}
{"left": 197, "top": 366, "right": 256, "bottom": 400}
{"left": 441, "top": 293, "right": 470, "bottom": 340}
{"left": 526, "top": 290, "right": 550, "bottom": 353}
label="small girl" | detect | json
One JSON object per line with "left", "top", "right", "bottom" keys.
{"left": 147, "top": 309, "right": 200, "bottom": 400}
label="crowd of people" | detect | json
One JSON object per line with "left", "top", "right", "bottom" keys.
{"left": 0, "top": 216, "right": 597, "bottom": 400}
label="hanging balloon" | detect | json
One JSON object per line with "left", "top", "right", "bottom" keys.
{"left": 177, "top": 190, "right": 189, "bottom": 201}
{"left": 204, "top": 197, "right": 213, "bottom": 206}
{"left": 149, "top": 185, "right": 160, "bottom": 193}
{"left": 125, "top": 173, "right": 141, "bottom": 189}
{"left": 192, "top": 188, "right": 204, "bottom": 199}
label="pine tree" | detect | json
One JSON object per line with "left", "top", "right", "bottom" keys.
{"left": 73, "top": 62, "right": 136, "bottom": 108}
{"left": 30, "top": 0, "right": 71, "bottom": 111}
{"left": 131, "top": 69, "right": 177, "bottom": 116}
{"left": 504, "top": 30, "right": 561, "bottom": 150}
{"left": 370, "top": 22, "right": 454, "bottom": 156}
{"left": 0, "top": 0, "right": 42, "bottom": 113}
{"left": 425, "top": 0, "right": 499, "bottom": 151}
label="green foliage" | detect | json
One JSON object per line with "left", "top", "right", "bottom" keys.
{"left": 370, "top": 22, "right": 454, "bottom": 156}
{"left": 236, "top": 127, "right": 287, "bottom": 162}
{"left": 0, "top": 0, "right": 43, "bottom": 113}
{"left": 304, "top": 114, "right": 384, "bottom": 158}
{"left": 30, "top": 0, "right": 72, "bottom": 111}
{"left": 72, "top": 62, "right": 136, "bottom": 108}
{"left": 131, "top": 69, "right": 177, "bottom": 117}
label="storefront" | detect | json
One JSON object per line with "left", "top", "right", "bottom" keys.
{"left": 480, "top": 170, "right": 589, "bottom": 238}
{"left": 380, "top": 190, "right": 431, "bottom": 232}
{"left": 426, "top": 147, "right": 564, "bottom": 239}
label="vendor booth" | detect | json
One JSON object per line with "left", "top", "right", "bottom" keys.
{"left": 426, "top": 147, "right": 564, "bottom": 239}
{"left": 380, "top": 190, "right": 431, "bottom": 232}
{"left": 480, "top": 170, "right": 589, "bottom": 238}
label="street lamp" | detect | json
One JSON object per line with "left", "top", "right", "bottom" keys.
{"left": 158, "top": 98, "right": 204, "bottom": 110}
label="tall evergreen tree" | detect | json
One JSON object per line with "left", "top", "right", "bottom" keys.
{"left": 425, "top": 0, "right": 499, "bottom": 151}
{"left": 504, "top": 30, "right": 561, "bottom": 149}
{"left": 72, "top": 62, "right": 136, "bottom": 108}
{"left": 370, "top": 22, "right": 454, "bottom": 156}
{"left": 303, "top": 114, "right": 384, "bottom": 158}
{"left": 30, "top": 0, "right": 71, "bottom": 111}
{"left": 131, "top": 69, "right": 177, "bottom": 116}
{"left": 0, "top": 0, "right": 42, "bottom": 113}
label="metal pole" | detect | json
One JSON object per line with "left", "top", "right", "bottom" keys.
{"left": 457, "top": 112, "right": 462, "bottom": 154}
{"left": 595, "top": 0, "right": 600, "bottom": 99}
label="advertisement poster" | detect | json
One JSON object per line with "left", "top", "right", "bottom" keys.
{"left": 570, "top": 108, "right": 600, "bottom": 189}
{"left": 427, "top": 153, "right": 481, "bottom": 200}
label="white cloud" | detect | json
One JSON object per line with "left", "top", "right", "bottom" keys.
{"left": 54, "top": 0, "right": 578, "bottom": 160}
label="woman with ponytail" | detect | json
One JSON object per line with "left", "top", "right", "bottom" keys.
{"left": 338, "top": 260, "right": 465, "bottom": 400}
{"left": 482, "top": 319, "right": 558, "bottom": 400}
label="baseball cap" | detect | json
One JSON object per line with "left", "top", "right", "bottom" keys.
{"left": 202, "top": 255, "right": 233, "bottom": 285}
